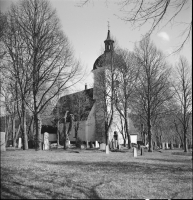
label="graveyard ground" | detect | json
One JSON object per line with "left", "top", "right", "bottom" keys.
{"left": 1, "top": 147, "right": 192, "bottom": 199}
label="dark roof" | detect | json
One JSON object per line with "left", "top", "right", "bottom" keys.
{"left": 93, "top": 51, "right": 123, "bottom": 70}
{"left": 52, "top": 88, "right": 94, "bottom": 123}
{"left": 104, "top": 30, "right": 114, "bottom": 42}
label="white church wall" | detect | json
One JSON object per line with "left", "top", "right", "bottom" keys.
{"left": 85, "top": 103, "right": 96, "bottom": 141}
{"left": 66, "top": 104, "right": 96, "bottom": 142}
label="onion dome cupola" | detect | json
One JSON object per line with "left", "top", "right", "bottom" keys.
{"left": 104, "top": 30, "right": 114, "bottom": 52}
{"left": 93, "top": 29, "right": 115, "bottom": 70}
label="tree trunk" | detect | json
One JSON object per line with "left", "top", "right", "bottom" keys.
{"left": 125, "top": 118, "right": 131, "bottom": 149}
{"left": 148, "top": 120, "right": 153, "bottom": 152}
{"left": 57, "top": 120, "right": 60, "bottom": 146}
{"left": 35, "top": 113, "right": 42, "bottom": 151}
{"left": 105, "top": 121, "right": 110, "bottom": 154}
{"left": 22, "top": 105, "right": 28, "bottom": 150}
{"left": 13, "top": 124, "right": 20, "bottom": 147}
{"left": 184, "top": 131, "right": 188, "bottom": 152}
{"left": 12, "top": 116, "right": 15, "bottom": 146}
{"left": 123, "top": 138, "right": 126, "bottom": 147}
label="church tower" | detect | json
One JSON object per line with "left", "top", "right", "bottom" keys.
{"left": 92, "top": 29, "right": 115, "bottom": 143}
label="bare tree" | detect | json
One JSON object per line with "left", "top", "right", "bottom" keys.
{"left": 2, "top": 0, "right": 81, "bottom": 151}
{"left": 133, "top": 36, "right": 173, "bottom": 152}
{"left": 114, "top": 49, "right": 139, "bottom": 149}
{"left": 79, "top": 0, "right": 192, "bottom": 53}
{"left": 172, "top": 56, "right": 192, "bottom": 152}
{"left": 69, "top": 91, "right": 92, "bottom": 146}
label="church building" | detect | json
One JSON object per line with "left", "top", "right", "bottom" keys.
{"left": 53, "top": 29, "right": 139, "bottom": 146}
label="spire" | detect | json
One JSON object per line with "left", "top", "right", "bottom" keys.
{"left": 104, "top": 23, "right": 114, "bottom": 52}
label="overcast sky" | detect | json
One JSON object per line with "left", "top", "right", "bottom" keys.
{"left": 1, "top": 0, "right": 192, "bottom": 92}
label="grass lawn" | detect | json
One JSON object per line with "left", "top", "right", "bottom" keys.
{"left": 1, "top": 147, "right": 192, "bottom": 199}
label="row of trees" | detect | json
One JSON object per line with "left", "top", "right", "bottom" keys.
{"left": 0, "top": 0, "right": 82, "bottom": 150}
{"left": 0, "top": 0, "right": 191, "bottom": 153}
{"left": 95, "top": 36, "right": 191, "bottom": 153}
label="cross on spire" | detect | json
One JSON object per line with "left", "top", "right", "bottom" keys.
{"left": 107, "top": 21, "right": 110, "bottom": 30}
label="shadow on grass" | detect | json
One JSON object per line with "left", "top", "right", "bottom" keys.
{"left": 36, "top": 159, "right": 192, "bottom": 175}
{"left": 1, "top": 166, "right": 102, "bottom": 199}
{"left": 145, "top": 157, "right": 192, "bottom": 163}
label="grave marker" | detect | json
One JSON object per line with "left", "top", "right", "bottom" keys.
{"left": 95, "top": 141, "right": 99, "bottom": 148}
{"left": 166, "top": 142, "right": 169, "bottom": 149}
{"left": 0, "top": 132, "right": 6, "bottom": 151}
{"left": 162, "top": 142, "right": 165, "bottom": 150}
{"left": 170, "top": 142, "right": 173, "bottom": 149}
{"left": 106, "top": 145, "right": 109, "bottom": 154}
{"left": 43, "top": 132, "right": 49, "bottom": 150}
{"left": 100, "top": 143, "right": 105, "bottom": 150}
{"left": 18, "top": 138, "right": 22, "bottom": 149}
{"left": 86, "top": 141, "right": 89, "bottom": 148}
{"left": 133, "top": 147, "right": 137, "bottom": 157}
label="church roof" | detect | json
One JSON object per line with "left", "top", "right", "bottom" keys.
{"left": 53, "top": 88, "right": 94, "bottom": 123}
{"left": 104, "top": 30, "right": 114, "bottom": 42}
{"left": 93, "top": 51, "right": 124, "bottom": 70}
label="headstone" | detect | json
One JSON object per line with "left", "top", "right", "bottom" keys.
{"left": 170, "top": 142, "right": 173, "bottom": 149}
{"left": 162, "top": 142, "right": 165, "bottom": 150}
{"left": 166, "top": 142, "right": 169, "bottom": 149}
{"left": 18, "top": 138, "right": 22, "bottom": 149}
{"left": 141, "top": 147, "right": 144, "bottom": 156}
{"left": 95, "top": 141, "right": 99, "bottom": 148}
{"left": 105, "top": 145, "right": 109, "bottom": 154}
{"left": 118, "top": 144, "right": 121, "bottom": 150}
{"left": 0, "top": 132, "right": 6, "bottom": 151}
{"left": 86, "top": 141, "right": 89, "bottom": 148}
{"left": 133, "top": 147, "right": 137, "bottom": 157}
{"left": 178, "top": 144, "right": 181, "bottom": 149}
{"left": 100, "top": 143, "right": 106, "bottom": 150}
{"left": 80, "top": 144, "right": 85, "bottom": 149}
{"left": 43, "top": 132, "right": 49, "bottom": 150}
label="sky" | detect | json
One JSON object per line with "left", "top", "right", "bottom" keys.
{"left": 1, "top": 0, "right": 192, "bottom": 93}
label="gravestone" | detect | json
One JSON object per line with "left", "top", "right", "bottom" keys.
{"left": 18, "top": 138, "right": 22, "bottom": 149}
{"left": 178, "top": 144, "right": 181, "bottom": 149}
{"left": 162, "top": 142, "right": 165, "bottom": 150}
{"left": 170, "top": 142, "right": 173, "bottom": 149}
{"left": 43, "top": 132, "right": 49, "bottom": 150}
{"left": 100, "top": 143, "right": 106, "bottom": 150}
{"left": 166, "top": 142, "right": 169, "bottom": 149}
{"left": 141, "top": 147, "right": 144, "bottom": 156}
{"left": 105, "top": 145, "right": 109, "bottom": 154}
{"left": 95, "top": 141, "right": 99, "bottom": 148}
{"left": 118, "top": 144, "right": 121, "bottom": 150}
{"left": 0, "top": 132, "right": 6, "bottom": 151}
{"left": 133, "top": 147, "right": 137, "bottom": 157}
{"left": 86, "top": 141, "right": 89, "bottom": 148}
